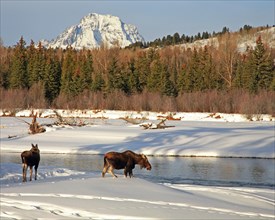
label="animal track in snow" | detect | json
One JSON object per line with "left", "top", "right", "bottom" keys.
{"left": 1, "top": 192, "right": 274, "bottom": 219}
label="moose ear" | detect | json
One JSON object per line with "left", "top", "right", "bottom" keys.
{"left": 31, "top": 143, "right": 34, "bottom": 147}
{"left": 141, "top": 154, "right": 146, "bottom": 159}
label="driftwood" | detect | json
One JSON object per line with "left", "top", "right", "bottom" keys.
{"left": 15, "top": 113, "right": 45, "bottom": 134}
{"left": 53, "top": 110, "right": 88, "bottom": 127}
{"left": 121, "top": 117, "right": 144, "bottom": 125}
{"left": 29, "top": 113, "right": 46, "bottom": 134}
{"left": 139, "top": 119, "right": 175, "bottom": 129}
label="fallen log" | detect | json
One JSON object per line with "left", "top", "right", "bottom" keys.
{"left": 139, "top": 119, "right": 175, "bottom": 129}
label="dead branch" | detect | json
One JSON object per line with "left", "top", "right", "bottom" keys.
{"left": 28, "top": 113, "right": 46, "bottom": 134}
{"left": 121, "top": 117, "right": 144, "bottom": 125}
{"left": 139, "top": 119, "right": 175, "bottom": 129}
{"left": 15, "top": 117, "right": 31, "bottom": 125}
{"left": 53, "top": 110, "right": 89, "bottom": 127}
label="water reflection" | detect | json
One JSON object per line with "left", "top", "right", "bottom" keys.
{"left": 250, "top": 162, "right": 266, "bottom": 182}
{"left": 1, "top": 153, "right": 274, "bottom": 188}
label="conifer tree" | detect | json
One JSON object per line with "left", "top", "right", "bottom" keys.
{"left": 27, "top": 41, "right": 45, "bottom": 87}
{"left": 250, "top": 36, "right": 274, "bottom": 91}
{"left": 185, "top": 49, "right": 201, "bottom": 91}
{"left": 173, "top": 33, "right": 180, "bottom": 44}
{"left": 91, "top": 72, "right": 105, "bottom": 91}
{"left": 161, "top": 66, "right": 177, "bottom": 97}
{"left": 44, "top": 49, "right": 61, "bottom": 104}
{"left": 147, "top": 57, "right": 163, "bottom": 92}
{"left": 71, "top": 50, "right": 93, "bottom": 94}
{"left": 80, "top": 51, "right": 93, "bottom": 90}
{"left": 177, "top": 63, "right": 188, "bottom": 93}
{"left": 60, "top": 47, "right": 77, "bottom": 96}
{"left": 233, "top": 55, "right": 246, "bottom": 88}
{"left": 10, "top": 36, "right": 28, "bottom": 89}
{"left": 127, "top": 59, "right": 142, "bottom": 94}
{"left": 134, "top": 52, "right": 150, "bottom": 92}
{"left": 107, "top": 57, "right": 123, "bottom": 91}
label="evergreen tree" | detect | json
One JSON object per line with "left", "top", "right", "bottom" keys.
{"left": 200, "top": 46, "right": 215, "bottom": 90}
{"left": 27, "top": 41, "right": 45, "bottom": 87}
{"left": 134, "top": 52, "right": 151, "bottom": 92}
{"left": 107, "top": 57, "right": 123, "bottom": 91}
{"left": 173, "top": 33, "right": 180, "bottom": 44}
{"left": 91, "top": 72, "right": 105, "bottom": 91}
{"left": 44, "top": 49, "right": 61, "bottom": 104}
{"left": 177, "top": 64, "right": 187, "bottom": 93}
{"left": 60, "top": 47, "right": 77, "bottom": 96}
{"left": 233, "top": 55, "right": 246, "bottom": 88}
{"left": 185, "top": 49, "right": 201, "bottom": 91}
{"left": 240, "top": 50, "right": 255, "bottom": 91}
{"left": 147, "top": 58, "right": 163, "bottom": 92}
{"left": 221, "top": 26, "right": 229, "bottom": 34}
{"left": 248, "top": 36, "right": 274, "bottom": 92}
{"left": 10, "top": 36, "right": 28, "bottom": 89}
{"left": 128, "top": 59, "right": 142, "bottom": 94}
{"left": 78, "top": 50, "right": 93, "bottom": 92}
{"left": 161, "top": 65, "right": 177, "bottom": 97}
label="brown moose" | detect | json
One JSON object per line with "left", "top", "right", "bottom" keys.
{"left": 102, "top": 150, "right": 152, "bottom": 178}
{"left": 21, "top": 143, "right": 40, "bottom": 182}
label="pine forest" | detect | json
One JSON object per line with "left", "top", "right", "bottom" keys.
{"left": 0, "top": 28, "right": 274, "bottom": 115}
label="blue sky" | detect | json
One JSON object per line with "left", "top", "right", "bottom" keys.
{"left": 1, "top": 0, "right": 274, "bottom": 46}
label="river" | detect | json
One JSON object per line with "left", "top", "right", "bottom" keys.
{"left": 1, "top": 153, "right": 274, "bottom": 188}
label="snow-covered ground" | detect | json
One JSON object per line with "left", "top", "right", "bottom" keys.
{"left": 1, "top": 110, "right": 274, "bottom": 219}
{"left": 1, "top": 110, "right": 274, "bottom": 158}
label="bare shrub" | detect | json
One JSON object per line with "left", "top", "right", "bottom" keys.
{"left": 175, "top": 90, "right": 275, "bottom": 114}
{"left": 52, "top": 93, "right": 70, "bottom": 109}
{"left": 2, "top": 87, "right": 273, "bottom": 115}
{"left": 147, "top": 92, "right": 163, "bottom": 112}
{"left": 26, "top": 82, "right": 47, "bottom": 109}
{"left": 0, "top": 88, "right": 28, "bottom": 109}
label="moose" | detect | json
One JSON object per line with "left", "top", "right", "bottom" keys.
{"left": 102, "top": 150, "right": 152, "bottom": 178}
{"left": 21, "top": 143, "right": 40, "bottom": 182}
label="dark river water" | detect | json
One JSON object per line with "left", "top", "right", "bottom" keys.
{"left": 1, "top": 153, "right": 274, "bottom": 188}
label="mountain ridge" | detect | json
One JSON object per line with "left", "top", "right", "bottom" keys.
{"left": 40, "top": 13, "right": 145, "bottom": 49}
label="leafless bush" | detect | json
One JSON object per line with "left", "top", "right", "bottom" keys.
{"left": 1, "top": 88, "right": 274, "bottom": 115}
{"left": 0, "top": 88, "right": 28, "bottom": 110}
{"left": 26, "top": 82, "right": 47, "bottom": 109}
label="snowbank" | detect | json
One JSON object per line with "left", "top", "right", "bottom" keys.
{"left": 1, "top": 117, "right": 274, "bottom": 158}
{"left": 0, "top": 109, "right": 274, "bottom": 122}
{"left": 1, "top": 170, "right": 274, "bottom": 219}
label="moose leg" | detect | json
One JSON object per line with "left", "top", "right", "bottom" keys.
{"left": 29, "top": 166, "right": 33, "bottom": 181}
{"left": 129, "top": 169, "right": 133, "bottom": 178}
{"left": 102, "top": 165, "right": 109, "bottom": 177}
{"left": 124, "top": 168, "right": 128, "bottom": 178}
{"left": 22, "top": 163, "right": 27, "bottom": 182}
{"left": 108, "top": 166, "right": 117, "bottom": 178}
{"left": 34, "top": 165, "right": 38, "bottom": 180}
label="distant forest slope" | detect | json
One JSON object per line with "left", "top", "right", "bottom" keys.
{"left": 0, "top": 25, "right": 274, "bottom": 115}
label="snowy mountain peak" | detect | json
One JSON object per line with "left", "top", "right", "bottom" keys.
{"left": 41, "top": 13, "right": 145, "bottom": 49}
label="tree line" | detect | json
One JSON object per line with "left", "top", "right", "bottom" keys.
{"left": 128, "top": 25, "right": 272, "bottom": 48}
{"left": 0, "top": 31, "right": 274, "bottom": 114}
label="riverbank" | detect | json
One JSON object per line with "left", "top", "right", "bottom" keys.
{"left": 1, "top": 117, "right": 274, "bottom": 158}
{"left": 1, "top": 172, "right": 274, "bottom": 220}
